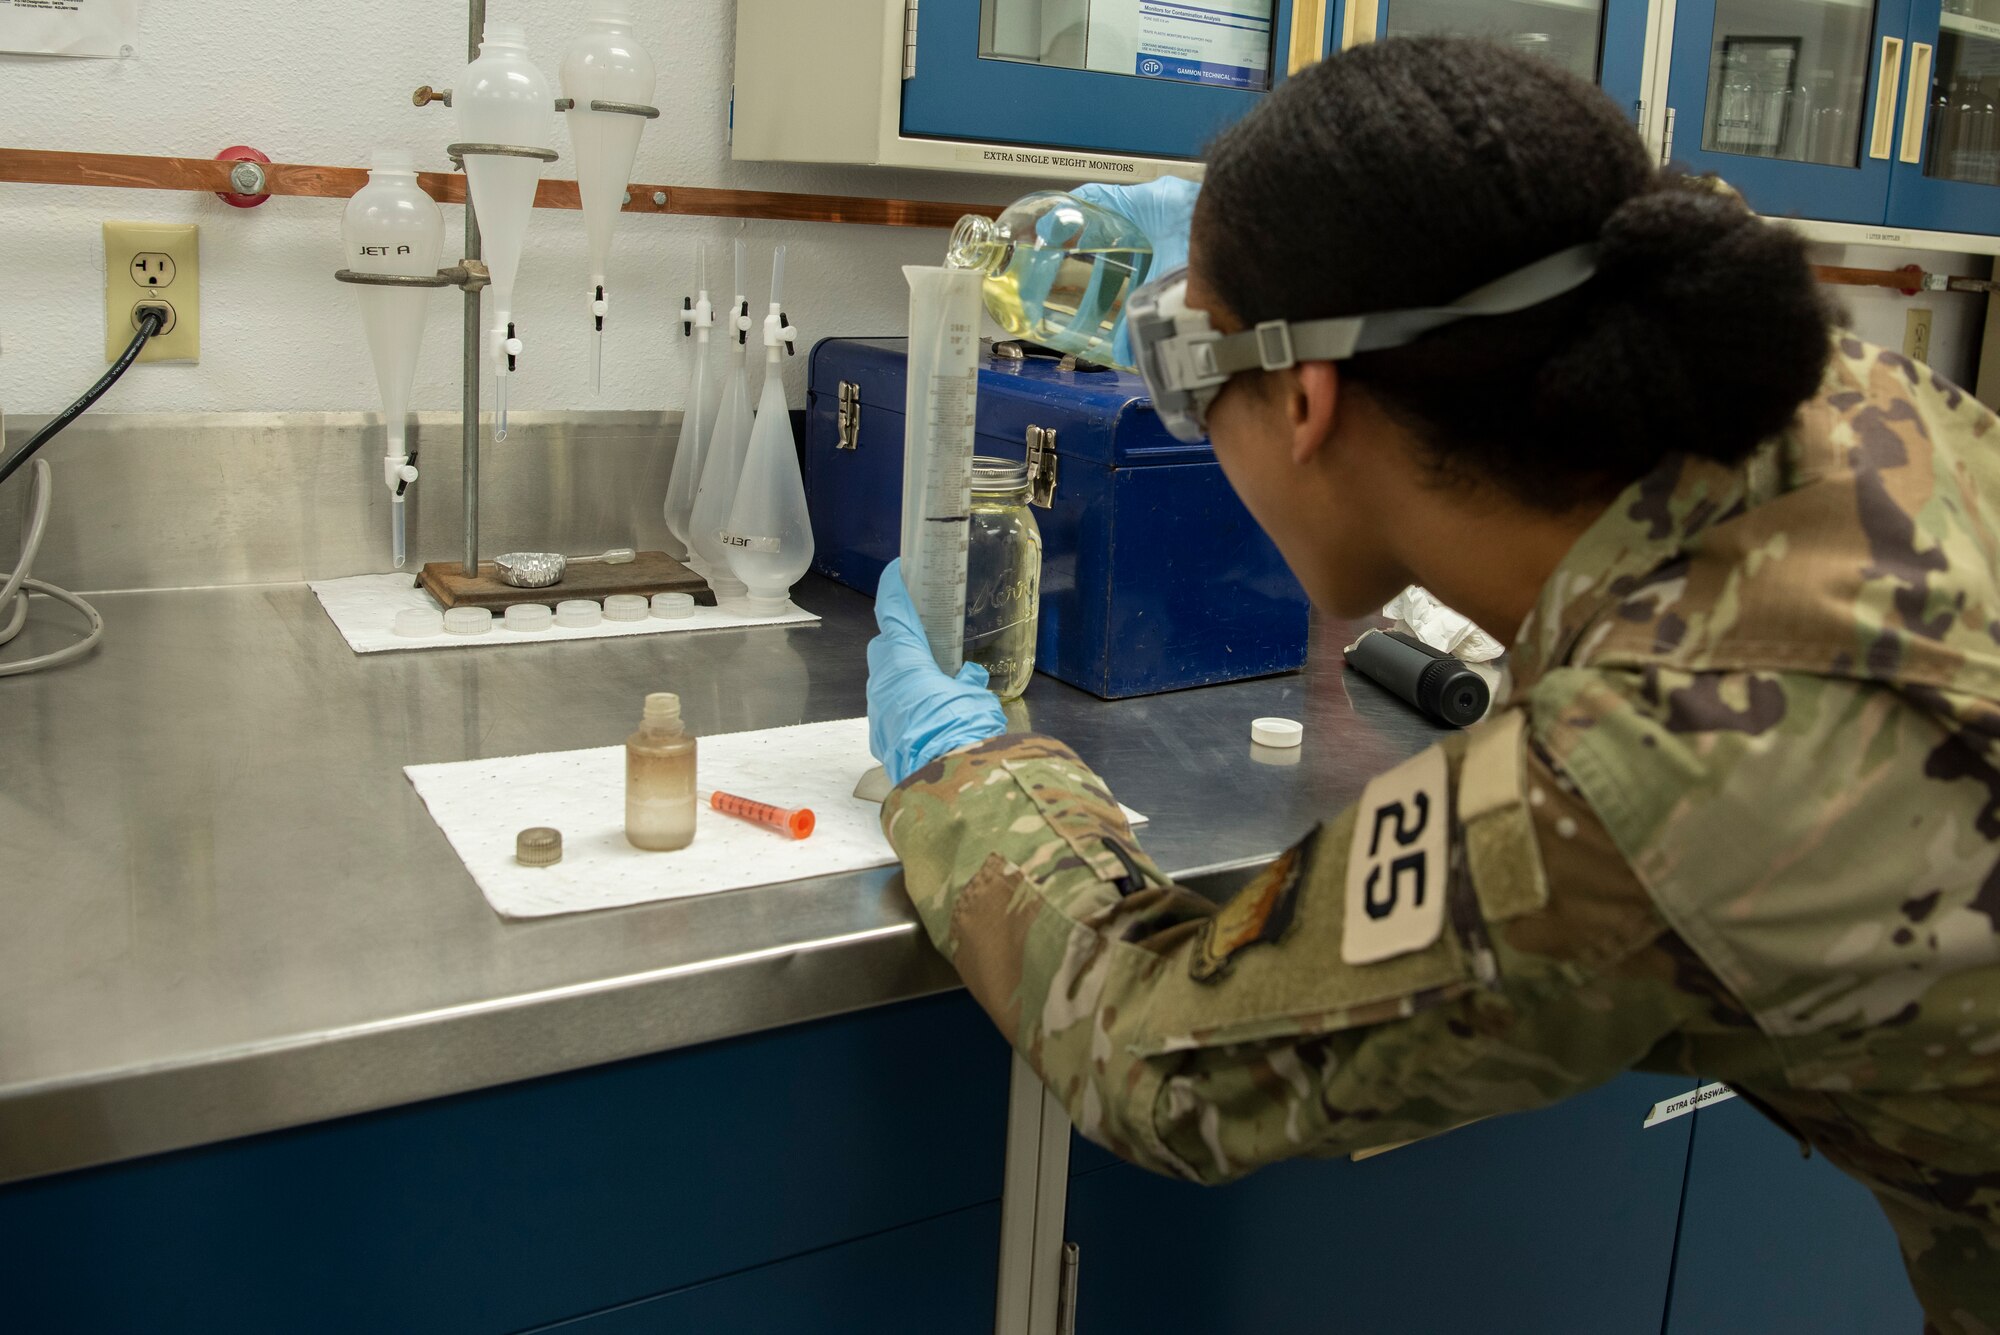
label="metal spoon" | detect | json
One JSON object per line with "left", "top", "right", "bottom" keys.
{"left": 492, "top": 547, "right": 636, "bottom": 589}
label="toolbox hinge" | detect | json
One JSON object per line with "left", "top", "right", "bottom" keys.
{"left": 837, "top": 380, "right": 861, "bottom": 450}
{"left": 1055, "top": 1241, "right": 1080, "bottom": 1335}
{"left": 902, "top": 0, "right": 919, "bottom": 80}
{"left": 1661, "top": 106, "right": 1676, "bottom": 167}
{"left": 1026, "top": 425, "right": 1057, "bottom": 509}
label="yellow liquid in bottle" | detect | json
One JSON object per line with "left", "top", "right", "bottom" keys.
{"left": 977, "top": 246, "right": 1152, "bottom": 367}
{"left": 949, "top": 192, "right": 1153, "bottom": 369}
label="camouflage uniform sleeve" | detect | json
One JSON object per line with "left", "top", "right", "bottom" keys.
{"left": 883, "top": 720, "right": 1708, "bottom": 1183}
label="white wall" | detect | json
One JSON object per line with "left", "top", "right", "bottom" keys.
{"left": 0, "top": 0, "right": 1027, "bottom": 417}
{"left": 2, "top": 10, "right": 1990, "bottom": 418}
{"left": 1808, "top": 244, "right": 1994, "bottom": 394}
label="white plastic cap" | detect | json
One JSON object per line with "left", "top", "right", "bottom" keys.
{"left": 371, "top": 147, "right": 417, "bottom": 173}
{"left": 444, "top": 605, "right": 494, "bottom": 635}
{"left": 604, "top": 594, "right": 650, "bottom": 622}
{"left": 504, "top": 603, "right": 554, "bottom": 632}
{"left": 1250, "top": 717, "right": 1303, "bottom": 749}
{"left": 555, "top": 598, "right": 602, "bottom": 628}
{"left": 394, "top": 607, "right": 443, "bottom": 637}
{"left": 651, "top": 592, "right": 696, "bottom": 619}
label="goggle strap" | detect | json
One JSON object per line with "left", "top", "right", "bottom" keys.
{"left": 1204, "top": 243, "right": 1600, "bottom": 375}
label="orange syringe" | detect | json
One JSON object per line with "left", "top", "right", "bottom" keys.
{"left": 701, "top": 790, "right": 816, "bottom": 839}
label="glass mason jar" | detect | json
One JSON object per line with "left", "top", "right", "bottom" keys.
{"left": 963, "top": 457, "right": 1042, "bottom": 701}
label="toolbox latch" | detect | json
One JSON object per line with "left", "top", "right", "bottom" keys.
{"left": 1026, "top": 425, "right": 1058, "bottom": 509}
{"left": 837, "top": 381, "right": 861, "bottom": 451}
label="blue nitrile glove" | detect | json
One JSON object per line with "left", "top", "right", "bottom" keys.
{"left": 1073, "top": 176, "right": 1200, "bottom": 367}
{"left": 868, "top": 559, "right": 1009, "bottom": 786}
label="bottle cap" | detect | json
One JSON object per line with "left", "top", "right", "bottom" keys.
{"left": 394, "top": 607, "right": 443, "bottom": 637}
{"left": 443, "top": 605, "right": 494, "bottom": 635}
{"left": 515, "top": 827, "right": 562, "bottom": 866}
{"left": 604, "top": 593, "right": 650, "bottom": 621}
{"left": 504, "top": 603, "right": 553, "bottom": 632}
{"left": 643, "top": 691, "right": 681, "bottom": 723}
{"left": 1250, "top": 717, "right": 1303, "bottom": 749}
{"left": 651, "top": 592, "right": 696, "bottom": 619}
{"left": 555, "top": 599, "right": 602, "bottom": 628}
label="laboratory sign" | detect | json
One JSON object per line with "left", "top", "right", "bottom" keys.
{"left": 1133, "top": 0, "right": 1273, "bottom": 91}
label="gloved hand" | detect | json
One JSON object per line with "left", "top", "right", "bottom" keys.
{"left": 1073, "top": 175, "right": 1200, "bottom": 367}
{"left": 868, "top": 559, "right": 1009, "bottom": 786}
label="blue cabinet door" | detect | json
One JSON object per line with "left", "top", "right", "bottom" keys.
{"left": 1665, "top": 0, "right": 1911, "bottom": 222}
{"left": 0, "top": 993, "right": 1011, "bottom": 1335}
{"left": 901, "top": 0, "right": 1316, "bottom": 160}
{"left": 1886, "top": 0, "right": 2000, "bottom": 232}
{"left": 1065, "top": 1072, "right": 1695, "bottom": 1334}
{"left": 1664, "top": 1093, "right": 1923, "bottom": 1332}
{"left": 520, "top": 1201, "right": 1003, "bottom": 1335}
{"left": 1367, "top": 0, "right": 1652, "bottom": 122}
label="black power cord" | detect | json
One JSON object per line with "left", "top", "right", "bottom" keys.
{"left": 0, "top": 307, "right": 165, "bottom": 488}
{"left": 1, "top": 307, "right": 166, "bottom": 677}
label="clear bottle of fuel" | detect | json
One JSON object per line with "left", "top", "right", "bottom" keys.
{"left": 625, "top": 692, "right": 696, "bottom": 851}
{"left": 946, "top": 190, "right": 1152, "bottom": 369}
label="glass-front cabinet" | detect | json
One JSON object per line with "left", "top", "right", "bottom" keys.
{"left": 737, "top": 0, "right": 1660, "bottom": 181}
{"left": 1889, "top": 0, "right": 2000, "bottom": 228}
{"left": 1663, "top": 0, "right": 1999, "bottom": 232}
{"left": 1365, "top": 0, "right": 1653, "bottom": 120}
{"left": 901, "top": 0, "right": 1316, "bottom": 160}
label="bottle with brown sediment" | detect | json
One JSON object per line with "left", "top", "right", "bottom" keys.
{"left": 625, "top": 692, "right": 696, "bottom": 850}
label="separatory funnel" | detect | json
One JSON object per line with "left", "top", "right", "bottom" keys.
{"left": 456, "top": 23, "right": 555, "bottom": 441}
{"left": 722, "top": 246, "right": 809, "bottom": 614}
{"left": 687, "top": 240, "right": 757, "bottom": 603}
{"left": 341, "top": 149, "right": 445, "bottom": 570}
{"left": 561, "top": 2, "right": 656, "bottom": 393}
{"left": 663, "top": 244, "right": 718, "bottom": 570}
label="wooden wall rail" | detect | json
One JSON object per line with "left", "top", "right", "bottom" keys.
{"left": 0, "top": 147, "right": 998, "bottom": 229}
{"left": 1814, "top": 263, "right": 1999, "bottom": 296}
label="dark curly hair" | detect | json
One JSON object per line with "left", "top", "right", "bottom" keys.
{"left": 1194, "top": 36, "right": 1837, "bottom": 509}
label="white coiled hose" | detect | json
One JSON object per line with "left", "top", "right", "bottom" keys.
{"left": 0, "top": 459, "right": 104, "bottom": 677}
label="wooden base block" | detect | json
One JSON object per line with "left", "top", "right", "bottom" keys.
{"left": 418, "top": 551, "right": 714, "bottom": 610}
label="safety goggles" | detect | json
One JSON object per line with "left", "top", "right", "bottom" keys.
{"left": 1126, "top": 244, "right": 1600, "bottom": 443}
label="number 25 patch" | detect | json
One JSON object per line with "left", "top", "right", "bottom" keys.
{"left": 1342, "top": 746, "right": 1451, "bottom": 965}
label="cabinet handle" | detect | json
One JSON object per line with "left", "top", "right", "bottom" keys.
{"left": 1900, "top": 42, "right": 1934, "bottom": 164}
{"left": 1870, "top": 35, "right": 1905, "bottom": 161}
{"left": 1288, "top": 0, "right": 1329, "bottom": 73}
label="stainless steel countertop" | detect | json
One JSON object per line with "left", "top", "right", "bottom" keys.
{"left": 0, "top": 575, "right": 1441, "bottom": 1185}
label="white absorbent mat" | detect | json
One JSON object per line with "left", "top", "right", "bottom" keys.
{"left": 311, "top": 571, "right": 818, "bottom": 655}
{"left": 406, "top": 716, "right": 1144, "bottom": 919}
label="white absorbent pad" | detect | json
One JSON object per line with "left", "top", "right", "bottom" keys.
{"left": 406, "top": 716, "right": 1146, "bottom": 919}
{"left": 311, "top": 572, "right": 818, "bottom": 655}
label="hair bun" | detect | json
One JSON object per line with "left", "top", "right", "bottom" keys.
{"left": 1534, "top": 176, "right": 1833, "bottom": 470}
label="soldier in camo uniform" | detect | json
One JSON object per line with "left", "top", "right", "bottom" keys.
{"left": 866, "top": 37, "right": 2000, "bottom": 1331}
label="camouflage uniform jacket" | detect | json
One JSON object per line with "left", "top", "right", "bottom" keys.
{"left": 883, "top": 336, "right": 2000, "bottom": 1332}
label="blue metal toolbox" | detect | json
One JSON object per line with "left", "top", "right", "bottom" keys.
{"left": 803, "top": 337, "right": 1309, "bottom": 699}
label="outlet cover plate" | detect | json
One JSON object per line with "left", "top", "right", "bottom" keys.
{"left": 1905, "top": 307, "right": 1933, "bottom": 366}
{"left": 103, "top": 221, "right": 199, "bottom": 363}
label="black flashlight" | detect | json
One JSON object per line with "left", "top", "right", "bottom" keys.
{"left": 1346, "top": 629, "right": 1492, "bottom": 729}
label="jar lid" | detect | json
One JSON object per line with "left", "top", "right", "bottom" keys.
{"left": 972, "top": 456, "right": 1029, "bottom": 493}
{"left": 516, "top": 826, "right": 563, "bottom": 866}
{"left": 1251, "top": 717, "right": 1303, "bottom": 748}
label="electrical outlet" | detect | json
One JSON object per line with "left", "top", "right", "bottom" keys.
{"left": 1905, "top": 307, "right": 1933, "bottom": 365}
{"left": 103, "top": 221, "right": 199, "bottom": 363}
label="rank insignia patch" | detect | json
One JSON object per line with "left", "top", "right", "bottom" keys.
{"left": 1188, "top": 826, "right": 1320, "bottom": 982}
